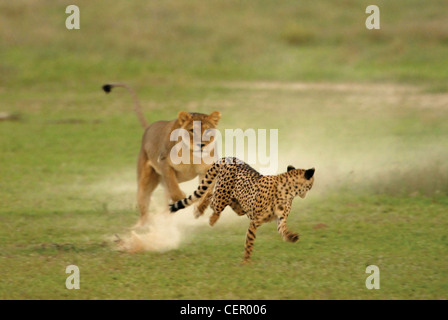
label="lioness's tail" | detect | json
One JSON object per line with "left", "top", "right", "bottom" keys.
{"left": 169, "top": 162, "right": 221, "bottom": 213}
{"left": 102, "top": 83, "right": 148, "bottom": 129}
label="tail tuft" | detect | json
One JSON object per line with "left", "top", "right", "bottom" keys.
{"left": 170, "top": 200, "right": 186, "bottom": 213}
{"left": 102, "top": 84, "right": 113, "bottom": 93}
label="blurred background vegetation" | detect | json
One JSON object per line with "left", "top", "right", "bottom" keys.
{"left": 0, "top": 0, "right": 447, "bottom": 299}
{"left": 1, "top": 0, "right": 448, "bottom": 90}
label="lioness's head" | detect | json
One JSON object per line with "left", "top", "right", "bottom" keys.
{"left": 177, "top": 111, "right": 221, "bottom": 152}
{"left": 286, "top": 165, "right": 315, "bottom": 198}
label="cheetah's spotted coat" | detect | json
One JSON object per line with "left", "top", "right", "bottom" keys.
{"left": 170, "top": 157, "right": 315, "bottom": 262}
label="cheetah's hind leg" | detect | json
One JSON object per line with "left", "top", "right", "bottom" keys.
{"left": 209, "top": 197, "right": 230, "bottom": 227}
{"left": 193, "top": 191, "right": 213, "bottom": 218}
{"left": 229, "top": 198, "right": 246, "bottom": 216}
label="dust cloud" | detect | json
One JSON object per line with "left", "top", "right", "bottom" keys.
{"left": 96, "top": 177, "right": 240, "bottom": 253}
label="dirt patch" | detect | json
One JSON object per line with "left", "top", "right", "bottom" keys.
{"left": 313, "top": 223, "right": 328, "bottom": 230}
{"left": 0, "top": 112, "right": 22, "bottom": 122}
{"left": 218, "top": 81, "right": 448, "bottom": 111}
{"left": 218, "top": 81, "right": 416, "bottom": 94}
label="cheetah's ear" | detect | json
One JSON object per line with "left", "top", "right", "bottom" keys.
{"left": 305, "top": 168, "right": 315, "bottom": 180}
{"left": 287, "top": 165, "right": 295, "bottom": 172}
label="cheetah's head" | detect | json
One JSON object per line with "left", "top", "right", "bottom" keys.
{"left": 287, "top": 165, "right": 315, "bottom": 198}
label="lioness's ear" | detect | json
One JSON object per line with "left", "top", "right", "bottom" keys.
{"left": 207, "top": 111, "right": 221, "bottom": 126}
{"left": 305, "top": 168, "right": 315, "bottom": 180}
{"left": 287, "top": 165, "right": 295, "bottom": 172}
{"left": 178, "top": 111, "right": 192, "bottom": 126}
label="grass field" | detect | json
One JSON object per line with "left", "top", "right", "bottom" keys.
{"left": 1, "top": 0, "right": 447, "bottom": 300}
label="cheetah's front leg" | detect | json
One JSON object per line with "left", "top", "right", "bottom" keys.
{"left": 277, "top": 215, "right": 299, "bottom": 243}
{"left": 275, "top": 203, "right": 299, "bottom": 243}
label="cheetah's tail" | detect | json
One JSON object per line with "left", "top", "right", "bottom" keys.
{"left": 169, "top": 161, "right": 221, "bottom": 213}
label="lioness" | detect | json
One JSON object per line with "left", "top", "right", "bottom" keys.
{"left": 103, "top": 83, "right": 221, "bottom": 227}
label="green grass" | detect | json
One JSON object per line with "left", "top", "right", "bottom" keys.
{"left": 1, "top": 0, "right": 447, "bottom": 300}
{"left": 1, "top": 194, "right": 446, "bottom": 299}
{"left": 1, "top": 82, "right": 447, "bottom": 299}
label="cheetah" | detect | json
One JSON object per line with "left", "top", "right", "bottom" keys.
{"left": 169, "top": 157, "right": 315, "bottom": 263}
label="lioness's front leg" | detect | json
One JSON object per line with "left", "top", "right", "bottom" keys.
{"left": 160, "top": 162, "right": 185, "bottom": 202}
